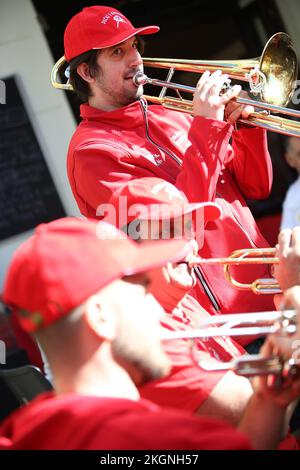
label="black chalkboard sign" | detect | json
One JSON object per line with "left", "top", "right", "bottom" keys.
{"left": 0, "top": 76, "right": 66, "bottom": 241}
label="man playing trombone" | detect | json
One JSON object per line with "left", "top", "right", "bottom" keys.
{"left": 57, "top": 5, "right": 275, "bottom": 333}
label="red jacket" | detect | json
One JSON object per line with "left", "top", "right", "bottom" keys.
{"left": 67, "top": 99, "right": 274, "bottom": 341}
{"left": 0, "top": 393, "right": 251, "bottom": 450}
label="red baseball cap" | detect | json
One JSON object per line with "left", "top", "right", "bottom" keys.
{"left": 2, "top": 218, "right": 191, "bottom": 333}
{"left": 64, "top": 5, "right": 160, "bottom": 62}
{"left": 108, "top": 177, "right": 222, "bottom": 229}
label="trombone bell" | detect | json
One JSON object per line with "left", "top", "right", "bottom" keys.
{"left": 142, "top": 32, "right": 298, "bottom": 107}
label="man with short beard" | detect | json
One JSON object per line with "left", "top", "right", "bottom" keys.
{"left": 0, "top": 217, "right": 253, "bottom": 450}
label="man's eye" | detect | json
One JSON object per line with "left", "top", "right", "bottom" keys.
{"left": 132, "top": 42, "right": 138, "bottom": 49}
{"left": 113, "top": 48, "right": 122, "bottom": 56}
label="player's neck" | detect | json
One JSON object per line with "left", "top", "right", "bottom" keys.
{"left": 52, "top": 350, "right": 140, "bottom": 401}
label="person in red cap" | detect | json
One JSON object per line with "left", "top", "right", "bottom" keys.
{"left": 0, "top": 217, "right": 255, "bottom": 450}
{"left": 62, "top": 5, "right": 274, "bottom": 332}
{"left": 108, "top": 177, "right": 300, "bottom": 449}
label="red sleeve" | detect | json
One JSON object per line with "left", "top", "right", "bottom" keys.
{"left": 141, "top": 410, "right": 253, "bottom": 450}
{"left": 226, "top": 127, "right": 273, "bottom": 199}
{"left": 108, "top": 406, "right": 253, "bottom": 450}
{"left": 69, "top": 144, "right": 162, "bottom": 218}
{"left": 176, "top": 116, "right": 234, "bottom": 202}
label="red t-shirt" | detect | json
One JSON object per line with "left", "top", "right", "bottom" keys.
{"left": 0, "top": 392, "right": 251, "bottom": 450}
{"left": 140, "top": 294, "right": 245, "bottom": 412}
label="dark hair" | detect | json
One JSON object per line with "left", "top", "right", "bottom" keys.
{"left": 68, "top": 37, "right": 145, "bottom": 103}
{"left": 69, "top": 50, "right": 101, "bottom": 103}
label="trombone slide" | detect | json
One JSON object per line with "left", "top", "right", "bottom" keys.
{"left": 161, "top": 309, "right": 296, "bottom": 340}
{"left": 199, "top": 355, "right": 300, "bottom": 379}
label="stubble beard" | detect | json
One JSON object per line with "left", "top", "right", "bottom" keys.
{"left": 111, "top": 331, "right": 170, "bottom": 386}
{"left": 95, "top": 76, "right": 143, "bottom": 108}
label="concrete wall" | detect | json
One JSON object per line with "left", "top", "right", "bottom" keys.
{"left": 276, "top": 0, "right": 300, "bottom": 58}
{"left": 0, "top": 0, "right": 79, "bottom": 291}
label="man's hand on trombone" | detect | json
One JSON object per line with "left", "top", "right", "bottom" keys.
{"left": 266, "top": 285, "right": 300, "bottom": 363}
{"left": 253, "top": 331, "right": 300, "bottom": 408}
{"left": 274, "top": 227, "right": 300, "bottom": 292}
{"left": 193, "top": 70, "right": 254, "bottom": 123}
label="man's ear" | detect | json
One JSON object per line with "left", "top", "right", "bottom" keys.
{"left": 77, "top": 63, "right": 95, "bottom": 84}
{"left": 84, "top": 294, "right": 116, "bottom": 341}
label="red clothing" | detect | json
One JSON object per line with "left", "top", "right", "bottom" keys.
{"left": 0, "top": 392, "right": 251, "bottom": 450}
{"left": 139, "top": 295, "right": 300, "bottom": 451}
{"left": 140, "top": 294, "right": 245, "bottom": 412}
{"left": 67, "top": 100, "right": 274, "bottom": 344}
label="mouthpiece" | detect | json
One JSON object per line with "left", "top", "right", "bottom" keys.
{"left": 133, "top": 72, "right": 149, "bottom": 87}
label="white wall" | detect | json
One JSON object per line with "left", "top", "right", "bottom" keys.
{"left": 275, "top": 0, "right": 300, "bottom": 57}
{"left": 0, "top": 0, "right": 79, "bottom": 291}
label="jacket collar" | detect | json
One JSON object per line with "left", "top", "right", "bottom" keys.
{"left": 80, "top": 99, "right": 147, "bottom": 129}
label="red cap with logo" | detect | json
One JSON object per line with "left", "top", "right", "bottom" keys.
{"left": 108, "top": 177, "right": 222, "bottom": 229}
{"left": 64, "top": 5, "right": 160, "bottom": 62}
{"left": 2, "top": 218, "right": 191, "bottom": 333}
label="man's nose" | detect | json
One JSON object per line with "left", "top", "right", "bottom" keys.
{"left": 128, "top": 48, "right": 143, "bottom": 68}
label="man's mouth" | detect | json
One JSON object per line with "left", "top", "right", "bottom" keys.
{"left": 124, "top": 70, "right": 143, "bottom": 82}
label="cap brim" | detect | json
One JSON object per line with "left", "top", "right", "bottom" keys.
{"left": 138, "top": 202, "right": 222, "bottom": 224}
{"left": 92, "top": 25, "right": 160, "bottom": 50}
{"left": 186, "top": 202, "right": 222, "bottom": 222}
{"left": 122, "top": 238, "right": 192, "bottom": 276}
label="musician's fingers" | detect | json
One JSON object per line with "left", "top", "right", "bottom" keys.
{"left": 196, "top": 70, "right": 211, "bottom": 90}
{"left": 220, "top": 84, "right": 241, "bottom": 105}
{"left": 290, "top": 226, "right": 300, "bottom": 250}
{"left": 198, "top": 70, "right": 224, "bottom": 100}
{"left": 259, "top": 337, "right": 273, "bottom": 357}
{"left": 241, "top": 104, "right": 255, "bottom": 119}
{"left": 284, "top": 286, "right": 300, "bottom": 312}
{"left": 225, "top": 104, "right": 245, "bottom": 124}
{"left": 277, "top": 228, "right": 292, "bottom": 258}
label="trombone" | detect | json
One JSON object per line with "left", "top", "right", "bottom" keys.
{"left": 188, "top": 248, "right": 282, "bottom": 295}
{"left": 161, "top": 309, "right": 299, "bottom": 379}
{"left": 135, "top": 32, "right": 300, "bottom": 137}
{"left": 188, "top": 247, "right": 280, "bottom": 294}
{"left": 51, "top": 32, "right": 300, "bottom": 137}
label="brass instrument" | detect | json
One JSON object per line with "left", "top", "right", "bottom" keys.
{"left": 188, "top": 247, "right": 280, "bottom": 294}
{"left": 161, "top": 309, "right": 296, "bottom": 339}
{"left": 198, "top": 355, "right": 300, "bottom": 380}
{"left": 135, "top": 32, "right": 300, "bottom": 137}
{"left": 51, "top": 56, "right": 73, "bottom": 91}
{"left": 51, "top": 32, "right": 300, "bottom": 136}
{"left": 161, "top": 309, "right": 299, "bottom": 379}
